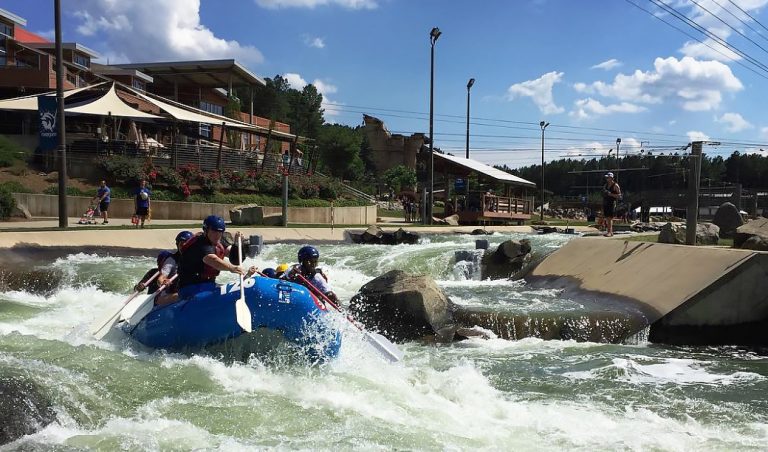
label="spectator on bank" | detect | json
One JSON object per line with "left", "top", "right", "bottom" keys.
{"left": 602, "top": 172, "right": 621, "bottom": 237}
{"left": 92, "top": 180, "right": 110, "bottom": 224}
{"left": 134, "top": 179, "right": 151, "bottom": 229}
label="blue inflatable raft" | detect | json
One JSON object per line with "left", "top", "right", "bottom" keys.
{"left": 125, "top": 275, "right": 342, "bottom": 362}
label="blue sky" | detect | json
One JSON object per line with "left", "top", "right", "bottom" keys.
{"left": 6, "top": 0, "right": 768, "bottom": 168}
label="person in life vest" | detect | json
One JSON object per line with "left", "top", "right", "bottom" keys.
{"left": 177, "top": 215, "right": 258, "bottom": 300}
{"left": 281, "top": 245, "right": 339, "bottom": 304}
{"left": 134, "top": 250, "right": 173, "bottom": 295}
{"left": 152, "top": 230, "right": 194, "bottom": 305}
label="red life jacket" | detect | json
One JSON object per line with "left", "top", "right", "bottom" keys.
{"left": 181, "top": 233, "right": 226, "bottom": 282}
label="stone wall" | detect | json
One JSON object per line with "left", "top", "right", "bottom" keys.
{"left": 363, "top": 114, "right": 424, "bottom": 175}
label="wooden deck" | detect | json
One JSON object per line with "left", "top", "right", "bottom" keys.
{"left": 450, "top": 194, "right": 532, "bottom": 225}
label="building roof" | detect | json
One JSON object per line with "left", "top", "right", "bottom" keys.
{"left": 91, "top": 63, "right": 153, "bottom": 83}
{"left": 0, "top": 8, "right": 26, "bottom": 27}
{"left": 14, "top": 28, "right": 48, "bottom": 43}
{"left": 114, "top": 59, "right": 265, "bottom": 88}
{"left": 435, "top": 152, "right": 537, "bottom": 188}
{"left": 25, "top": 42, "right": 101, "bottom": 58}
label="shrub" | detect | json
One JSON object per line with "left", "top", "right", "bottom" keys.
{"left": 43, "top": 185, "right": 90, "bottom": 196}
{"left": 94, "top": 156, "right": 145, "bottom": 183}
{"left": 0, "top": 186, "right": 15, "bottom": 219}
{"left": 0, "top": 135, "right": 30, "bottom": 168}
{"left": 0, "top": 181, "right": 33, "bottom": 193}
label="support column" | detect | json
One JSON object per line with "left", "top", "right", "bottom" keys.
{"left": 685, "top": 141, "right": 703, "bottom": 245}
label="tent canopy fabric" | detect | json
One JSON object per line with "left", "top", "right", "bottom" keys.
{"left": 435, "top": 152, "right": 537, "bottom": 188}
{"left": 66, "top": 83, "right": 162, "bottom": 119}
{"left": 0, "top": 82, "right": 107, "bottom": 112}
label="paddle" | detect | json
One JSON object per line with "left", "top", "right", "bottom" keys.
{"left": 294, "top": 273, "right": 403, "bottom": 363}
{"left": 235, "top": 235, "right": 253, "bottom": 333}
{"left": 91, "top": 270, "right": 160, "bottom": 339}
{"left": 121, "top": 274, "right": 178, "bottom": 327}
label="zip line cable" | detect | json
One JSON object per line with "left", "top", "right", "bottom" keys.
{"left": 625, "top": 0, "right": 768, "bottom": 80}
{"left": 647, "top": 0, "right": 768, "bottom": 73}
{"left": 727, "top": 0, "right": 768, "bottom": 35}
{"left": 688, "top": 0, "right": 768, "bottom": 57}
{"left": 710, "top": 0, "right": 768, "bottom": 44}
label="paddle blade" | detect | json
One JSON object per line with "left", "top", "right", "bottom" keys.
{"left": 235, "top": 296, "right": 252, "bottom": 333}
{"left": 90, "top": 290, "right": 141, "bottom": 339}
{"left": 364, "top": 331, "right": 404, "bottom": 363}
{"left": 124, "top": 292, "right": 160, "bottom": 326}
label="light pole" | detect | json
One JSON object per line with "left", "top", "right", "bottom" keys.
{"left": 55, "top": 0, "right": 67, "bottom": 228}
{"left": 427, "top": 26, "right": 441, "bottom": 224}
{"left": 615, "top": 138, "right": 621, "bottom": 181}
{"left": 539, "top": 121, "right": 549, "bottom": 221}
{"left": 465, "top": 77, "right": 474, "bottom": 159}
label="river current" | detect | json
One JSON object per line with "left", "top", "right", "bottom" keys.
{"left": 1, "top": 232, "right": 766, "bottom": 450}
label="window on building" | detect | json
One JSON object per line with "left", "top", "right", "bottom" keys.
{"left": 0, "top": 56, "right": 6, "bottom": 66}
{"left": 199, "top": 101, "right": 224, "bottom": 116}
{"left": 15, "top": 52, "right": 39, "bottom": 69}
{"left": 66, "top": 72, "right": 76, "bottom": 85}
{"left": 0, "top": 22, "right": 13, "bottom": 38}
{"left": 73, "top": 53, "right": 89, "bottom": 68}
{"left": 132, "top": 78, "right": 145, "bottom": 91}
{"left": 200, "top": 124, "right": 211, "bottom": 139}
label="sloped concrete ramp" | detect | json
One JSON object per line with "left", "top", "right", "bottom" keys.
{"left": 526, "top": 238, "right": 768, "bottom": 345}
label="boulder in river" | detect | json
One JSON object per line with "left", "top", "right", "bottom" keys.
{"left": 347, "top": 226, "right": 419, "bottom": 245}
{"left": 350, "top": 270, "right": 457, "bottom": 342}
{"left": 734, "top": 218, "right": 768, "bottom": 251}
{"left": 712, "top": 202, "right": 744, "bottom": 238}
{"left": 0, "top": 375, "right": 56, "bottom": 446}
{"left": 480, "top": 239, "right": 532, "bottom": 280}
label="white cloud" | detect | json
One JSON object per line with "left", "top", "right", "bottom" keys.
{"left": 574, "top": 56, "right": 742, "bottom": 112}
{"left": 308, "top": 37, "right": 325, "bottom": 48}
{"left": 255, "top": 0, "right": 377, "bottom": 9}
{"left": 687, "top": 130, "right": 710, "bottom": 142}
{"left": 70, "top": 0, "right": 263, "bottom": 64}
{"left": 569, "top": 98, "right": 646, "bottom": 120}
{"left": 716, "top": 112, "right": 753, "bottom": 132}
{"left": 507, "top": 71, "right": 564, "bottom": 115}
{"left": 591, "top": 59, "right": 622, "bottom": 70}
{"left": 283, "top": 73, "right": 340, "bottom": 117}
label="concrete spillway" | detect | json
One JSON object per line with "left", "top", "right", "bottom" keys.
{"left": 525, "top": 238, "right": 768, "bottom": 346}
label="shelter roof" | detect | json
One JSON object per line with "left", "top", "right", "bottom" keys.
{"left": 14, "top": 28, "right": 48, "bottom": 43}
{"left": 25, "top": 42, "right": 101, "bottom": 58}
{"left": 91, "top": 63, "right": 153, "bottom": 82}
{"left": 113, "top": 59, "right": 265, "bottom": 88}
{"left": 0, "top": 8, "right": 26, "bottom": 26}
{"left": 434, "top": 152, "right": 537, "bottom": 188}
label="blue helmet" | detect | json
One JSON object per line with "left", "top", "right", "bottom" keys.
{"left": 262, "top": 268, "right": 277, "bottom": 278}
{"left": 298, "top": 245, "right": 319, "bottom": 263}
{"left": 203, "top": 215, "right": 226, "bottom": 232}
{"left": 157, "top": 250, "right": 173, "bottom": 267}
{"left": 175, "top": 230, "right": 194, "bottom": 244}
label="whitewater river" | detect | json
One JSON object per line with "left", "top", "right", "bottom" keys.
{"left": 1, "top": 233, "right": 766, "bottom": 450}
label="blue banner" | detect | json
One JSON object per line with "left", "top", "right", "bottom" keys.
{"left": 454, "top": 178, "right": 466, "bottom": 193}
{"left": 38, "top": 95, "right": 58, "bottom": 151}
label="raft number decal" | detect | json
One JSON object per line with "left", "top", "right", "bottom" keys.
{"left": 220, "top": 277, "right": 256, "bottom": 295}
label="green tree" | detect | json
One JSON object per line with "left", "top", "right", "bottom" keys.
{"left": 287, "top": 84, "right": 324, "bottom": 139}
{"left": 382, "top": 165, "right": 417, "bottom": 193}
{"left": 317, "top": 124, "right": 363, "bottom": 180}
{"left": 253, "top": 75, "right": 291, "bottom": 122}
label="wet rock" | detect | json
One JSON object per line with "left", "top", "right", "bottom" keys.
{"left": 0, "top": 375, "right": 56, "bottom": 446}
{"left": 350, "top": 270, "right": 457, "bottom": 342}
{"left": 734, "top": 218, "right": 768, "bottom": 250}
{"left": 712, "top": 202, "right": 744, "bottom": 238}
{"left": 470, "top": 229, "right": 491, "bottom": 235}
{"left": 348, "top": 226, "right": 419, "bottom": 245}
{"left": 480, "top": 239, "right": 532, "bottom": 280}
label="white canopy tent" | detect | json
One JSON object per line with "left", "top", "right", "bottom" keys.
{"left": 66, "top": 83, "right": 162, "bottom": 119}
{"left": 0, "top": 82, "right": 108, "bottom": 112}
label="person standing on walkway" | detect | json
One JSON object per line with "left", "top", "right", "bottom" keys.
{"left": 134, "top": 179, "right": 151, "bottom": 229}
{"left": 602, "top": 172, "right": 621, "bottom": 237}
{"left": 93, "top": 180, "right": 110, "bottom": 224}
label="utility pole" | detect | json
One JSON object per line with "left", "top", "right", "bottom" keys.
{"left": 55, "top": 0, "right": 67, "bottom": 228}
{"left": 615, "top": 138, "right": 621, "bottom": 182}
{"left": 539, "top": 121, "right": 549, "bottom": 221}
{"left": 465, "top": 78, "right": 474, "bottom": 159}
{"left": 685, "top": 141, "right": 703, "bottom": 245}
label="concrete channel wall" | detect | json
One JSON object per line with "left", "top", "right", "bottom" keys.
{"left": 526, "top": 238, "right": 768, "bottom": 345}
{"left": 11, "top": 193, "right": 376, "bottom": 225}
